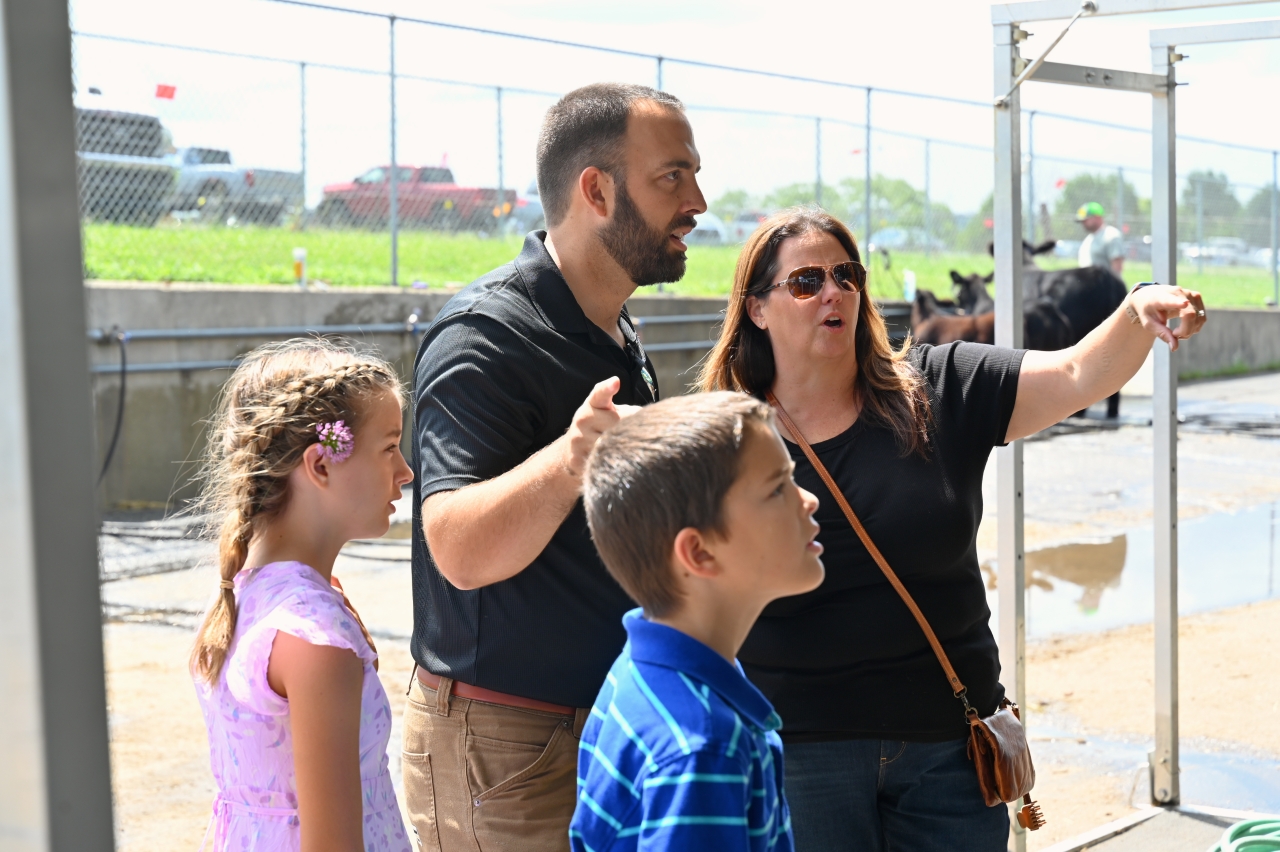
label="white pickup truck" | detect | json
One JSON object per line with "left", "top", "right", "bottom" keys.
{"left": 168, "top": 147, "right": 304, "bottom": 226}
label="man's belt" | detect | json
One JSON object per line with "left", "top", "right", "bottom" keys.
{"left": 415, "top": 666, "right": 576, "bottom": 716}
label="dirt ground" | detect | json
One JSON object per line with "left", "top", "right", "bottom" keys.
{"left": 106, "top": 624, "right": 417, "bottom": 851}
{"left": 1020, "top": 596, "right": 1280, "bottom": 850}
{"left": 104, "top": 597, "right": 1280, "bottom": 852}
{"left": 103, "top": 373, "right": 1280, "bottom": 850}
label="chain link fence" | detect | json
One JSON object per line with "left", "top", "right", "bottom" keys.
{"left": 70, "top": 2, "right": 1280, "bottom": 300}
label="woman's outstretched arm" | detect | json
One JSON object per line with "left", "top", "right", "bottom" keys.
{"left": 1005, "top": 285, "right": 1207, "bottom": 442}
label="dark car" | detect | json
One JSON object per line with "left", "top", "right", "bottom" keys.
{"left": 75, "top": 100, "right": 176, "bottom": 226}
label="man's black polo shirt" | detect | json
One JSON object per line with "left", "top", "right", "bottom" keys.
{"left": 410, "top": 231, "right": 659, "bottom": 709}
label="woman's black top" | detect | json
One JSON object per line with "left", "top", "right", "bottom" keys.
{"left": 740, "top": 341, "right": 1025, "bottom": 743}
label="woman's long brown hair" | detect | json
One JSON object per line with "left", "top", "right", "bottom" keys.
{"left": 696, "top": 207, "right": 932, "bottom": 456}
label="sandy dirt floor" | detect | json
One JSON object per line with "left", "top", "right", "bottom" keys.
{"left": 104, "top": 598, "right": 1280, "bottom": 852}
{"left": 102, "top": 373, "right": 1280, "bottom": 851}
{"left": 106, "top": 624, "right": 418, "bottom": 851}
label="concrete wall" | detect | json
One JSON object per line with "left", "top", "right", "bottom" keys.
{"left": 1175, "top": 308, "right": 1280, "bottom": 378}
{"left": 86, "top": 282, "right": 730, "bottom": 508}
{"left": 85, "top": 283, "right": 1277, "bottom": 508}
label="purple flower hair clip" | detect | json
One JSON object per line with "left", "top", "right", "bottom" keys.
{"left": 315, "top": 420, "right": 354, "bottom": 463}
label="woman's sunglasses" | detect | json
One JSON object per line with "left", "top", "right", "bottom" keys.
{"left": 758, "top": 261, "right": 867, "bottom": 300}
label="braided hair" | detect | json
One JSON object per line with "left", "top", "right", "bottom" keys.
{"left": 190, "top": 338, "right": 403, "bottom": 684}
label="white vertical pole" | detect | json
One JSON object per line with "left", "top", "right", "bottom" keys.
{"left": 1027, "top": 111, "right": 1036, "bottom": 243}
{"left": 299, "top": 61, "right": 307, "bottom": 211}
{"left": 924, "top": 139, "right": 932, "bottom": 256}
{"left": 994, "top": 20, "right": 1026, "bottom": 850}
{"left": 815, "top": 117, "right": 822, "bottom": 207}
{"left": 1195, "top": 178, "right": 1204, "bottom": 276}
{"left": 496, "top": 86, "right": 504, "bottom": 227}
{"left": 656, "top": 56, "right": 664, "bottom": 90}
{"left": 388, "top": 15, "right": 398, "bottom": 287}
{"left": 1117, "top": 166, "right": 1126, "bottom": 239}
{"left": 864, "top": 87, "right": 872, "bottom": 244}
{"left": 0, "top": 0, "right": 115, "bottom": 846}
{"left": 1150, "top": 44, "right": 1180, "bottom": 808}
{"left": 1271, "top": 150, "right": 1277, "bottom": 307}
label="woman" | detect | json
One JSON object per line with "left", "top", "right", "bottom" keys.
{"left": 698, "top": 208, "right": 1204, "bottom": 851}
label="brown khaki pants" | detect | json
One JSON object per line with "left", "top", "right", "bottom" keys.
{"left": 402, "top": 674, "right": 587, "bottom": 852}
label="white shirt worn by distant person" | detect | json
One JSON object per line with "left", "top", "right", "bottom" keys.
{"left": 1078, "top": 224, "right": 1124, "bottom": 270}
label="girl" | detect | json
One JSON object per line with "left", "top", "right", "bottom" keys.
{"left": 191, "top": 339, "right": 414, "bottom": 852}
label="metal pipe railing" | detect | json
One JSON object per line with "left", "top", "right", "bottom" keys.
{"left": 85, "top": 312, "right": 738, "bottom": 374}
{"left": 86, "top": 320, "right": 430, "bottom": 343}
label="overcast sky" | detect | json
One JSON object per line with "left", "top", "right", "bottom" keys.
{"left": 70, "top": 0, "right": 1280, "bottom": 213}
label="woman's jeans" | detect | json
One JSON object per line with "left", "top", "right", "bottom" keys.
{"left": 784, "top": 737, "right": 1009, "bottom": 852}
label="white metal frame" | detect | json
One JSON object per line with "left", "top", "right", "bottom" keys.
{"left": 0, "top": 0, "right": 115, "bottom": 849}
{"left": 992, "top": 1, "right": 1276, "bottom": 845}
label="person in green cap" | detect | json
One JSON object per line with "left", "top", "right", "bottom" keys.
{"left": 1077, "top": 201, "right": 1125, "bottom": 276}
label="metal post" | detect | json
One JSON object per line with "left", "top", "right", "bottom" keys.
{"left": 864, "top": 87, "right": 872, "bottom": 245}
{"left": 0, "top": 0, "right": 115, "bottom": 846}
{"left": 299, "top": 61, "right": 307, "bottom": 212}
{"left": 388, "top": 15, "right": 398, "bottom": 288}
{"left": 1150, "top": 44, "right": 1180, "bottom": 808}
{"left": 1271, "top": 150, "right": 1277, "bottom": 307}
{"left": 1027, "top": 111, "right": 1036, "bottom": 243}
{"left": 924, "top": 139, "right": 933, "bottom": 256}
{"left": 993, "top": 21, "right": 1026, "bottom": 850}
{"left": 814, "top": 117, "right": 822, "bottom": 207}
{"left": 656, "top": 56, "right": 664, "bottom": 90}
{"left": 1117, "top": 166, "right": 1126, "bottom": 239}
{"left": 1195, "top": 177, "right": 1204, "bottom": 276}
{"left": 496, "top": 86, "right": 504, "bottom": 229}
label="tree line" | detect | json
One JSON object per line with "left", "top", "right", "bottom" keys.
{"left": 711, "top": 170, "right": 1277, "bottom": 253}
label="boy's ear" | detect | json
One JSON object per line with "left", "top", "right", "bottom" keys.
{"left": 672, "top": 527, "right": 721, "bottom": 580}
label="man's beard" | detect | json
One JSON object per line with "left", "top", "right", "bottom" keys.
{"left": 598, "top": 180, "right": 696, "bottom": 287}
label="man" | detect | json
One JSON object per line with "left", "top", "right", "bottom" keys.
{"left": 1076, "top": 201, "right": 1125, "bottom": 276}
{"left": 403, "top": 83, "right": 705, "bottom": 852}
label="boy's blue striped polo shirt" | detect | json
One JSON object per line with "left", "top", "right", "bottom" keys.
{"left": 569, "top": 608, "right": 793, "bottom": 852}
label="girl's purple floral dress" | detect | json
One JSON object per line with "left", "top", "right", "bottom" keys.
{"left": 195, "top": 561, "right": 411, "bottom": 852}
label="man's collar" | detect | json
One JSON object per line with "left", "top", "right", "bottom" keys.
{"left": 623, "top": 608, "right": 781, "bottom": 732}
{"left": 515, "top": 230, "right": 638, "bottom": 347}
{"left": 514, "top": 231, "right": 590, "bottom": 335}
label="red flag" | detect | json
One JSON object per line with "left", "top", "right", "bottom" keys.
{"left": 155, "top": 84, "right": 176, "bottom": 100}
{"left": 1054, "top": 178, "right": 1067, "bottom": 189}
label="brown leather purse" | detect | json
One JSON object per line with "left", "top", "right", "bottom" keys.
{"left": 768, "top": 394, "right": 1046, "bottom": 831}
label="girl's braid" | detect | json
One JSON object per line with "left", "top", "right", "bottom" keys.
{"left": 190, "top": 339, "right": 403, "bottom": 684}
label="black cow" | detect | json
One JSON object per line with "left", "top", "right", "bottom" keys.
{"left": 950, "top": 270, "right": 994, "bottom": 315}
{"left": 947, "top": 270, "right": 1073, "bottom": 353}
{"left": 912, "top": 286, "right": 1071, "bottom": 352}
{"left": 986, "top": 241, "right": 1128, "bottom": 418}
{"left": 912, "top": 289, "right": 994, "bottom": 345}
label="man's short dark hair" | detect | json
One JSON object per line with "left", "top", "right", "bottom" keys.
{"left": 536, "top": 83, "right": 684, "bottom": 228}
{"left": 583, "top": 392, "right": 774, "bottom": 617}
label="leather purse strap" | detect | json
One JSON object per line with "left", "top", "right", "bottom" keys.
{"left": 767, "top": 392, "right": 969, "bottom": 699}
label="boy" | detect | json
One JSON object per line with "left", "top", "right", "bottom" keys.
{"left": 571, "top": 391, "right": 825, "bottom": 852}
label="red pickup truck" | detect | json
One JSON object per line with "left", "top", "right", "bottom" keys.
{"left": 316, "top": 165, "right": 516, "bottom": 231}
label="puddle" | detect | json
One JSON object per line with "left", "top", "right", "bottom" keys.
{"left": 1028, "top": 727, "right": 1280, "bottom": 813}
{"left": 986, "top": 503, "right": 1280, "bottom": 637}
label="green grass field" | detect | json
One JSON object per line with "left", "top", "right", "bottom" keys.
{"left": 83, "top": 223, "right": 1278, "bottom": 308}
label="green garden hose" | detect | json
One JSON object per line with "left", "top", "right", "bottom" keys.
{"left": 1210, "top": 819, "right": 1280, "bottom": 852}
